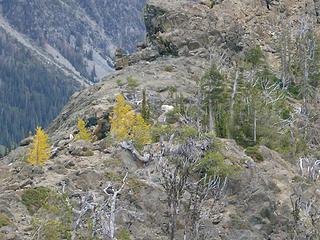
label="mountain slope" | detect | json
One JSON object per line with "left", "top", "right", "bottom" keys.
{"left": 2, "top": 0, "right": 320, "bottom": 239}
{"left": 0, "top": 0, "right": 146, "bottom": 149}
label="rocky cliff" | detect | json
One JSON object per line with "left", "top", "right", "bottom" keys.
{"left": 1, "top": 0, "right": 320, "bottom": 239}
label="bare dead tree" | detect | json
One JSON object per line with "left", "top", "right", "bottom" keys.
{"left": 69, "top": 173, "right": 128, "bottom": 240}
{"left": 159, "top": 140, "right": 201, "bottom": 240}
{"left": 183, "top": 175, "right": 227, "bottom": 240}
{"left": 102, "top": 172, "right": 128, "bottom": 239}
{"left": 159, "top": 139, "right": 226, "bottom": 240}
{"left": 290, "top": 190, "right": 320, "bottom": 239}
{"left": 298, "top": 157, "right": 320, "bottom": 181}
{"left": 119, "top": 141, "right": 151, "bottom": 163}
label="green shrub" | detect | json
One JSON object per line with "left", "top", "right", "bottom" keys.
{"left": 157, "top": 37, "right": 178, "bottom": 56}
{"left": 128, "top": 178, "right": 147, "bottom": 193}
{"left": 116, "top": 79, "right": 125, "bottom": 87}
{"left": 117, "top": 228, "right": 131, "bottom": 240}
{"left": 43, "top": 220, "right": 64, "bottom": 240}
{"left": 165, "top": 109, "right": 180, "bottom": 124}
{"left": 280, "top": 108, "right": 291, "bottom": 120}
{"left": 0, "top": 213, "right": 11, "bottom": 227}
{"left": 151, "top": 124, "right": 174, "bottom": 142}
{"left": 30, "top": 190, "right": 73, "bottom": 240}
{"left": 176, "top": 126, "right": 198, "bottom": 142}
{"left": 22, "top": 187, "right": 50, "bottom": 214}
{"left": 164, "top": 65, "right": 174, "bottom": 72}
{"left": 244, "top": 45, "right": 264, "bottom": 67}
{"left": 287, "top": 83, "right": 302, "bottom": 99}
{"left": 168, "top": 85, "right": 177, "bottom": 98}
{"left": 245, "top": 146, "right": 264, "bottom": 162}
{"left": 126, "top": 76, "right": 139, "bottom": 89}
{"left": 194, "top": 151, "right": 238, "bottom": 178}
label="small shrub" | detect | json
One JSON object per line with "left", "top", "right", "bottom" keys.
{"left": 287, "top": 83, "right": 302, "bottom": 99}
{"left": 164, "top": 65, "right": 174, "bottom": 72}
{"left": 105, "top": 171, "right": 125, "bottom": 183}
{"left": 280, "top": 108, "right": 291, "bottom": 120}
{"left": 165, "top": 108, "right": 180, "bottom": 124}
{"left": 31, "top": 190, "right": 73, "bottom": 240}
{"left": 0, "top": 213, "right": 11, "bottom": 227}
{"left": 126, "top": 76, "right": 139, "bottom": 89}
{"left": 104, "top": 158, "right": 122, "bottom": 168}
{"left": 292, "top": 175, "right": 305, "bottom": 183}
{"left": 157, "top": 36, "right": 178, "bottom": 56}
{"left": 128, "top": 178, "right": 147, "bottom": 193}
{"left": 117, "top": 228, "right": 131, "bottom": 240}
{"left": 244, "top": 45, "right": 264, "bottom": 67}
{"left": 229, "top": 213, "right": 251, "bottom": 230}
{"left": 43, "top": 220, "right": 64, "bottom": 240}
{"left": 151, "top": 124, "right": 174, "bottom": 142}
{"left": 21, "top": 187, "right": 51, "bottom": 214}
{"left": 168, "top": 85, "right": 177, "bottom": 98}
{"left": 194, "top": 151, "right": 238, "bottom": 178}
{"left": 116, "top": 79, "right": 125, "bottom": 87}
{"left": 245, "top": 146, "right": 264, "bottom": 162}
{"left": 176, "top": 126, "right": 198, "bottom": 142}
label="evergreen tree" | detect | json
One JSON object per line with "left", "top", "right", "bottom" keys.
{"left": 141, "top": 88, "right": 150, "bottom": 121}
{"left": 27, "top": 127, "right": 50, "bottom": 165}
{"left": 200, "top": 65, "right": 230, "bottom": 135}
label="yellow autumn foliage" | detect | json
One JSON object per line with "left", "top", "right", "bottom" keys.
{"left": 110, "top": 95, "right": 151, "bottom": 148}
{"left": 27, "top": 127, "right": 50, "bottom": 165}
{"left": 75, "top": 118, "right": 93, "bottom": 142}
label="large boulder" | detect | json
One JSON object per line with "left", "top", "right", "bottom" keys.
{"left": 68, "top": 140, "right": 94, "bottom": 156}
{"left": 19, "top": 137, "right": 33, "bottom": 147}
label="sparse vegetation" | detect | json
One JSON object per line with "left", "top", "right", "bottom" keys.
{"left": 117, "top": 228, "right": 131, "bottom": 240}
{"left": 126, "top": 76, "right": 139, "bottom": 89}
{"left": 245, "top": 146, "right": 264, "bottom": 162}
{"left": 194, "top": 151, "right": 238, "bottom": 178}
{"left": 22, "top": 187, "right": 51, "bottom": 214}
{"left": 0, "top": 213, "right": 11, "bottom": 227}
{"left": 164, "top": 65, "right": 174, "bottom": 72}
{"left": 116, "top": 79, "right": 126, "bottom": 87}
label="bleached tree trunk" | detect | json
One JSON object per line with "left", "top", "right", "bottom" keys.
{"left": 280, "top": 16, "right": 289, "bottom": 88}
{"left": 229, "top": 70, "right": 239, "bottom": 137}
{"left": 208, "top": 98, "right": 215, "bottom": 133}
{"left": 196, "top": 84, "right": 202, "bottom": 134}
{"left": 303, "top": 49, "right": 309, "bottom": 115}
{"left": 253, "top": 109, "right": 257, "bottom": 144}
{"left": 119, "top": 141, "right": 151, "bottom": 163}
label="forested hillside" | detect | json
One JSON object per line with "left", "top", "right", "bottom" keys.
{"left": 0, "top": 0, "right": 146, "bottom": 152}
{"left": 0, "top": 29, "right": 78, "bottom": 148}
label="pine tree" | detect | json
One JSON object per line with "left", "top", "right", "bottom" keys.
{"left": 110, "top": 94, "right": 151, "bottom": 148}
{"left": 200, "top": 64, "right": 229, "bottom": 135}
{"left": 27, "top": 127, "right": 50, "bottom": 165}
{"left": 75, "top": 118, "right": 93, "bottom": 142}
{"left": 141, "top": 88, "right": 150, "bottom": 121}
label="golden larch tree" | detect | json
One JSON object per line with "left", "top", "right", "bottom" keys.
{"left": 75, "top": 118, "right": 93, "bottom": 142}
{"left": 110, "top": 94, "right": 151, "bottom": 148}
{"left": 27, "top": 127, "right": 50, "bottom": 165}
